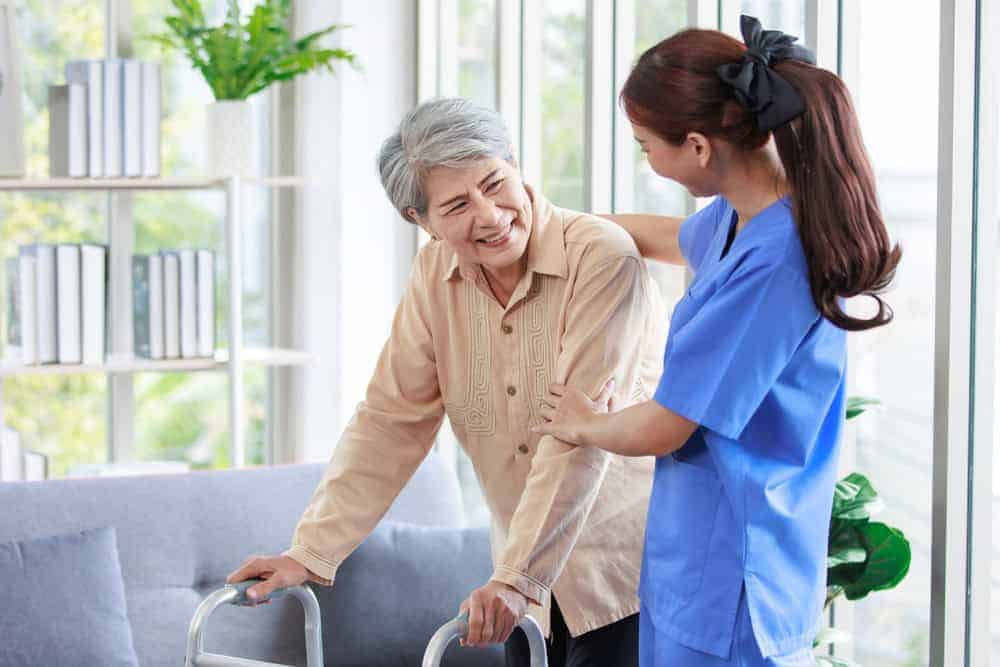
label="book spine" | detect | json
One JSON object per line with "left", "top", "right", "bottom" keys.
{"left": 17, "top": 247, "right": 37, "bottom": 365}
{"left": 196, "top": 250, "right": 215, "bottom": 358}
{"left": 103, "top": 59, "right": 123, "bottom": 177}
{"left": 34, "top": 244, "right": 57, "bottom": 364}
{"left": 48, "top": 84, "right": 87, "bottom": 178}
{"left": 121, "top": 59, "right": 142, "bottom": 177}
{"left": 132, "top": 255, "right": 151, "bottom": 359}
{"left": 141, "top": 61, "right": 160, "bottom": 177}
{"left": 56, "top": 244, "right": 81, "bottom": 364}
{"left": 162, "top": 252, "right": 180, "bottom": 359}
{"left": 81, "top": 244, "right": 106, "bottom": 365}
{"left": 148, "top": 253, "right": 164, "bottom": 359}
{"left": 179, "top": 249, "right": 197, "bottom": 359}
{"left": 65, "top": 60, "right": 104, "bottom": 176}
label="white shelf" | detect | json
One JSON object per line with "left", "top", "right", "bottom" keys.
{"left": 0, "top": 347, "right": 311, "bottom": 378}
{"left": 0, "top": 176, "right": 305, "bottom": 191}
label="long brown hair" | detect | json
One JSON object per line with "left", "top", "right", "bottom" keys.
{"left": 622, "top": 29, "right": 901, "bottom": 331}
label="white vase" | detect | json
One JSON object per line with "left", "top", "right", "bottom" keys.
{"left": 204, "top": 100, "right": 256, "bottom": 178}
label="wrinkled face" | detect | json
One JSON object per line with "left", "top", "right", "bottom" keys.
{"left": 413, "top": 157, "right": 533, "bottom": 272}
{"left": 632, "top": 122, "right": 718, "bottom": 198}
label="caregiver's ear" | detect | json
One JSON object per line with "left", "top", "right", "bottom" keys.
{"left": 685, "top": 132, "right": 712, "bottom": 168}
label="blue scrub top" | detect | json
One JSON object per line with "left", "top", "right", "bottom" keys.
{"left": 640, "top": 196, "right": 847, "bottom": 659}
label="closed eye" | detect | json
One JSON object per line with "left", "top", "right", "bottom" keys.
{"left": 485, "top": 178, "right": 504, "bottom": 193}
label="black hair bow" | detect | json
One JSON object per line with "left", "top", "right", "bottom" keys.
{"left": 716, "top": 14, "right": 816, "bottom": 132}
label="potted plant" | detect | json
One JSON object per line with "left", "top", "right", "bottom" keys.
{"left": 815, "top": 397, "right": 912, "bottom": 666}
{"left": 149, "top": 0, "right": 358, "bottom": 177}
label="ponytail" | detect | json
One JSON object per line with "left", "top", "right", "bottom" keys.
{"left": 621, "top": 25, "right": 901, "bottom": 331}
{"left": 770, "top": 61, "right": 901, "bottom": 330}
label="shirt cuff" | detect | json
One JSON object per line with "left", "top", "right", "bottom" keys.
{"left": 491, "top": 566, "right": 550, "bottom": 606}
{"left": 284, "top": 544, "right": 337, "bottom": 586}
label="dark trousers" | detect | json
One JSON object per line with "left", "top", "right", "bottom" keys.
{"left": 505, "top": 597, "right": 639, "bottom": 667}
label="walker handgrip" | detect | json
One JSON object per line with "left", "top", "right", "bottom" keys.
{"left": 227, "top": 578, "right": 290, "bottom": 605}
{"left": 422, "top": 612, "right": 547, "bottom": 667}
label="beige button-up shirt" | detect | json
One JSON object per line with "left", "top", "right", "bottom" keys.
{"left": 286, "top": 190, "right": 667, "bottom": 636}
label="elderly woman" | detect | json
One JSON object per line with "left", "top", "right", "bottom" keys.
{"left": 228, "top": 98, "right": 666, "bottom": 667}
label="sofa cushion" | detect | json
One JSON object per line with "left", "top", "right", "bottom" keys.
{"left": 0, "top": 526, "right": 139, "bottom": 667}
{"left": 317, "top": 520, "right": 504, "bottom": 666}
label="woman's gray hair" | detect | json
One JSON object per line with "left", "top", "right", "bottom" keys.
{"left": 377, "top": 97, "right": 515, "bottom": 223}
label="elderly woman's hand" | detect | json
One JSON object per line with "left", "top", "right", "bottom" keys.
{"left": 226, "top": 554, "right": 313, "bottom": 604}
{"left": 533, "top": 379, "right": 616, "bottom": 446}
{"left": 459, "top": 580, "right": 529, "bottom": 647}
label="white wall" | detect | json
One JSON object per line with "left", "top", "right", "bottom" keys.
{"left": 293, "top": 0, "right": 418, "bottom": 463}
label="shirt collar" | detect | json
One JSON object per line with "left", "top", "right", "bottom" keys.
{"left": 443, "top": 185, "right": 569, "bottom": 283}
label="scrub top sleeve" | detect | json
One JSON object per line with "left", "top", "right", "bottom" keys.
{"left": 654, "top": 261, "right": 820, "bottom": 440}
{"left": 679, "top": 197, "right": 726, "bottom": 272}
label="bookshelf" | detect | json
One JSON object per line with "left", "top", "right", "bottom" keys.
{"left": 0, "top": 175, "right": 309, "bottom": 468}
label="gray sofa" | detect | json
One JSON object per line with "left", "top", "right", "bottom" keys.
{"left": 0, "top": 452, "right": 505, "bottom": 666}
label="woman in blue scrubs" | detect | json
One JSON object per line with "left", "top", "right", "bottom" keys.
{"left": 533, "top": 15, "right": 901, "bottom": 667}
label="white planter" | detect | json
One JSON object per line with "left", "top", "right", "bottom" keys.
{"left": 204, "top": 100, "right": 256, "bottom": 178}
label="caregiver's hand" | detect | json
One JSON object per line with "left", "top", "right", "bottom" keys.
{"left": 459, "top": 581, "right": 529, "bottom": 647}
{"left": 533, "top": 378, "right": 615, "bottom": 446}
{"left": 226, "top": 554, "right": 312, "bottom": 605}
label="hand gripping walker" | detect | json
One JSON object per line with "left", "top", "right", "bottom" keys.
{"left": 185, "top": 578, "right": 548, "bottom": 666}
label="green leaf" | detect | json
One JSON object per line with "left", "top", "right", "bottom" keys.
{"left": 827, "top": 546, "right": 866, "bottom": 569}
{"left": 846, "top": 396, "right": 882, "bottom": 420}
{"left": 832, "top": 473, "right": 884, "bottom": 522}
{"left": 145, "top": 0, "right": 357, "bottom": 101}
{"left": 831, "top": 522, "right": 911, "bottom": 600}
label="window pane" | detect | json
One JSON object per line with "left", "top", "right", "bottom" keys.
{"left": 541, "top": 0, "right": 586, "bottom": 210}
{"left": 458, "top": 0, "right": 496, "bottom": 108}
{"left": 131, "top": 0, "right": 272, "bottom": 466}
{"left": 845, "top": 2, "right": 937, "bottom": 664}
{"left": 739, "top": 0, "right": 806, "bottom": 37}
{"left": 1, "top": 1, "right": 106, "bottom": 479}
{"left": 990, "top": 39, "right": 1000, "bottom": 667}
{"left": 632, "top": 2, "right": 688, "bottom": 306}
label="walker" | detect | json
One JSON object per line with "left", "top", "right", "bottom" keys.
{"left": 184, "top": 578, "right": 548, "bottom": 666}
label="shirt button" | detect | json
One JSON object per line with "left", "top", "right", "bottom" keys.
{"left": 502, "top": 324, "right": 513, "bottom": 334}
{"left": 518, "top": 443, "right": 529, "bottom": 454}
{"left": 507, "top": 386, "right": 517, "bottom": 397}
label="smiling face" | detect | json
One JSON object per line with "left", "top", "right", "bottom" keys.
{"left": 411, "top": 157, "right": 533, "bottom": 273}
{"left": 632, "top": 122, "right": 719, "bottom": 198}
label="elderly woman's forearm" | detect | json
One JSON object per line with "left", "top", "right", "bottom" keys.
{"left": 599, "top": 214, "right": 686, "bottom": 265}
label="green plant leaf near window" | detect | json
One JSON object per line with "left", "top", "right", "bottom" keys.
{"left": 816, "top": 397, "right": 912, "bottom": 664}
{"left": 147, "top": 0, "right": 359, "bottom": 101}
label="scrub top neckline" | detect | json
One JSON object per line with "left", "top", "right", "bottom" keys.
{"left": 713, "top": 195, "right": 792, "bottom": 265}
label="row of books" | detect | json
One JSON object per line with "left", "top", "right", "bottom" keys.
{"left": 3, "top": 245, "right": 216, "bottom": 365}
{"left": 133, "top": 250, "right": 216, "bottom": 360}
{"left": 0, "top": 427, "right": 48, "bottom": 482}
{"left": 50, "top": 59, "right": 160, "bottom": 178}
{"left": 5, "top": 244, "right": 107, "bottom": 365}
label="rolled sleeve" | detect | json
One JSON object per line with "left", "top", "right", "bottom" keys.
{"left": 288, "top": 256, "right": 445, "bottom": 581}
{"left": 493, "top": 252, "right": 652, "bottom": 602}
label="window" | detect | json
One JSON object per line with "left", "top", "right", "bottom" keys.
{"left": 1, "top": 1, "right": 107, "bottom": 477}
{"left": 840, "top": 1, "right": 939, "bottom": 663}
{"left": 457, "top": 0, "right": 497, "bottom": 108}
{"left": 131, "top": 0, "right": 273, "bottom": 467}
{"left": 540, "top": 0, "right": 587, "bottom": 210}
{"left": 1, "top": 0, "right": 277, "bottom": 475}
{"left": 629, "top": 1, "right": 689, "bottom": 306}
{"left": 738, "top": 0, "right": 805, "bottom": 37}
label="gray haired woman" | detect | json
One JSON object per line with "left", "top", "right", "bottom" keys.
{"left": 228, "top": 98, "right": 666, "bottom": 667}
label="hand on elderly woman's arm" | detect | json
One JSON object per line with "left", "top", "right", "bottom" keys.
{"left": 599, "top": 213, "right": 686, "bottom": 265}
{"left": 534, "top": 382, "right": 698, "bottom": 458}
